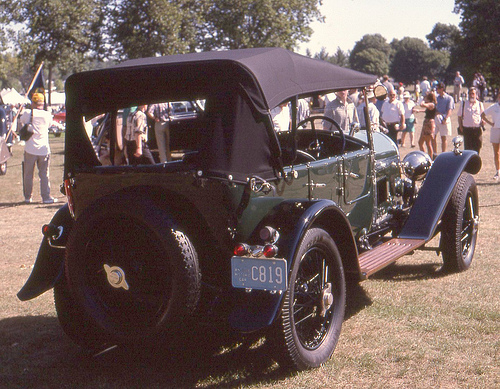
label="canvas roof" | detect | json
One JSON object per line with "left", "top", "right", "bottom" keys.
{"left": 64, "top": 48, "right": 378, "bottom": 181}
{"left": 66, "top": 47, "right": 377, "bottom": 116}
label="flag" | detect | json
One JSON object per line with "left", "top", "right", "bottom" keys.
{"left": 28, "top": 65, "right": 45, "bottom": 100}
{"left": 27, "top": 64, "right": 46, "bottom": 109}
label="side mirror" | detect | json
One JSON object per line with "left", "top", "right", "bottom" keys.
{"left": 373, "top": 85, "right": 388, "bottom": 101}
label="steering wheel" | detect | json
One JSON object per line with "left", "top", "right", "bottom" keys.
{"left": 296, "top": 115, "right": 345, "bottom": 159}
{"left": 296, "top": 149, "right": 316, "bottom": 162}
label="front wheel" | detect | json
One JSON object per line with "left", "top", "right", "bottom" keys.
{"left": 271, "top": 228, "right": 346, "bottom": 370}
{"left": 0, "top": 161, "right": 6, "bottom": 175}
{"left": 440, "top": 172, "right": 479, "bottom": 272}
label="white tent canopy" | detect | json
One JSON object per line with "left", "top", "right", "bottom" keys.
{"left": 47, "top": 91, "right": 65, "bottom": 106}
{"left": 1, "top": 88, "right": 66, "bottom": 107}
{"left": 0, "top": 88, "right": 29, "bottom": 105}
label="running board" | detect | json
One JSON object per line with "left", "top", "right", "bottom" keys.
{"left": 358, "top": 238, "right": 426, "bottom": 279}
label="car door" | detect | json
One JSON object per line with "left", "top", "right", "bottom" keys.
{"left": 341, "top": 135, "right": 375, "bottom": 234}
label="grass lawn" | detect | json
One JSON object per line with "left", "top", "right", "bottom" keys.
{"left": 0, "top": 101, "right": 499, "bottom": 388}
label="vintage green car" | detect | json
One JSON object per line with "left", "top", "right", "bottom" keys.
{"left": 18, "top": 48, "right": 481, "bottom": 371}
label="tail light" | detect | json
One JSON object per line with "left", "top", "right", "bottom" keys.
{"left": 234, "top": 243, "right": 250, "bottom": 256}
{"left": 63, "top": 178, "right": 75, "bottom": 218}
{"left": 263, "top": 244, "right": 278, "bottom": 258}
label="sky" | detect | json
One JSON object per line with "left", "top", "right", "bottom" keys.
{"left": 298, "top": 0, "right": 462, "bottom": 55}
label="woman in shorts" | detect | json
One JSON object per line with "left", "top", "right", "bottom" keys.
{"left": 418, "top": 92, "right": 437, "bottom": 158}
{"left": 482, "top": 92, "right": 500, "bottom": 179}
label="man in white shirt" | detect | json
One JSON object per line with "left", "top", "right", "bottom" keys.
{"left": 271, "top": 102, "right": 291, "bottom": 132}
{"left": 380, "top": 90, "right": 406, "bottom": 145}
{"left": 420, "top": 77, "right": 431, "bottom": 97}
{"left": 19, "top": 93, "right": 58, "bottom": 204}
{"left": 356, "top": 91, "right": 380, "bottom": 129}
{"left": 457, "top": 87, "right": 484, "bottom": 153}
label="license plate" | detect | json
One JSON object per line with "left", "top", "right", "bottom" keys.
{"left": 231, "top": 256, "right": 288, "bottom": 291}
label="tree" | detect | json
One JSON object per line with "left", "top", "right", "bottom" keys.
{"left": 426, "top": 23, "right": 461, "bottom": 52}
{"left": 313, "top": 47, "right": 349, "bottom": 67}
{"left": 390, "top": 37, "right": 449, "bottom": 84}
{"left": 1, "top": 0, "right": 105, "bottom": 103}
{"left": 454, "top": 0, "right": 500, "bottom": 87}
{"left": 349, "top": 34, "right": 391, "bottom": 75}
{"left": 350, "top": 48, "right": 388, "bottom": 76}
{"left": 0, "top": 52, "right": 24, "bottom": 90}
{"left": 199, "top": 0, "right": 323, "bottom": 51}
{"left": 107, "top": 0, "right": 202, "bottom": 60}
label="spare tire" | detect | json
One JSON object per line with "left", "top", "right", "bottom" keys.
{"left": 58, "top": 195, "right": 201, "bottom": 349}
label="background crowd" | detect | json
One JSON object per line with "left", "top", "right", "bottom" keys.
{"left": 271, "top": 70, "right": 499, "bottom": 179}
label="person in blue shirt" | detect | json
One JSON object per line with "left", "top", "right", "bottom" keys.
{"left": 433, "top": 83, "right": 455, "bottom": 155}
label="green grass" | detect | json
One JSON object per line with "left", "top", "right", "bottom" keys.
{"left": 1, "top": 108, "right": 500, "bottom": 388}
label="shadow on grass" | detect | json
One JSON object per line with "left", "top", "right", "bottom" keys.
{"left": 0, "top": 201, "right": 27, "bottom": 208}
{"left": 0, "top": 315, "right": 297, "bottom": 389}
{"left": 345, "top": 281, "right": 373, "bottom": 320}
{"left": 368, "top": 261, "right": 449, "bottom": 282}
{"left": 1, "top": 282, "right": 377, "bottom": 389}
{"left": 0, "top": 201, "right": 63, "bottom": 209}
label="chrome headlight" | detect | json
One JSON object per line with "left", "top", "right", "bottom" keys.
{"left": 402, "top": 151, "right": 432, "bottom": 181}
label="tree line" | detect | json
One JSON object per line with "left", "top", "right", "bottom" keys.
{"left": 0, "top": 0, "right": 497, "bottom": 98}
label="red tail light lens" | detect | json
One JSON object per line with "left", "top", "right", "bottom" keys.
{"left": 263, "top": 244, "right": 278, "bottom": 258}
{"left": 64, "top": 178, "right": 75, "bottom": 218}
{"left": 234, "top": 243, "right": 250, "bottom": 256}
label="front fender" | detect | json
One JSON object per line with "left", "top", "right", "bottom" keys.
{"left": 17, "top": 204, "right": 73, "bottom": 301}
{"left": 398, "top": 150, "right": 481, "bottom": 240}
{"left": 229, "top": 199, "right": 357, "bottom": 332}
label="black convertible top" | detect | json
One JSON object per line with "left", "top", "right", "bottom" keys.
{"left": 64, "top": 48, "right": 377, "bottom": 181}
{"left": 114, "top": 47, "right": 377, "bottom": 110}
{"left": 66, "top": 47, "right": 376, "bottom": 115}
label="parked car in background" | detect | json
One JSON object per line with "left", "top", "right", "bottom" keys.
{"left": 18, "top": 48, "right": 480, "bottom": 371}
{"left": 49, "top": 110, "right": 65, "bottom": 137}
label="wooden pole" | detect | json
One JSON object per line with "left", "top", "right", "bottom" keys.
{"left": 5, "top": 62, "right": 45, "bottom": 141}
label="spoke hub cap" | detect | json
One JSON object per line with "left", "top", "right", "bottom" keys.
{"left": 320, "top": 283, "right": 333, "bottom": 317}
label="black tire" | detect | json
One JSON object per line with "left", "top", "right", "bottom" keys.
{"left": 441, "top": 172, "right": 479, "bottom": 272}
{"left": 54, "top": 275, "right": 110, "bottom": 351}
{"left": 0, "top": 162, "right": 6, "bottom": 175}
{"left": 56, "top": 196, "right": 201, "bottom": 350}
{"left": 271, "top": 228, "right": 346, "bottom": 370}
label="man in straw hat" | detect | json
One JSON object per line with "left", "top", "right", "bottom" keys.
{"left": 19, "top": 92, "right": 58, "bottom": 204}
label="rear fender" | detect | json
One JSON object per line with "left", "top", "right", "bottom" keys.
{"left": 398, "top": 150, "right": 481, "bottom": 240}
{"left": 229, "top": 199, "right": 358, "bottom": 332}
{"left": 17, "top": 204, "right": 73, "bottom": 301}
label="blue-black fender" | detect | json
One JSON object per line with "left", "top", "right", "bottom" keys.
{"left": 17, "top": 204, "right": 73, "bottom": 301}
{"left": 399, "top": 150, "right": 481, "bottom": 240}
{"left": 229, "top": 199, "right": 358, "bottom": 332}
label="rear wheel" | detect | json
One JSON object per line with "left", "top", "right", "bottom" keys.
{"left": 55, "top": 196, "right": 201, "bottom": 350}
{"left": 441, "top": 172, "right": 479, "bottom": 272}
{"left": 0, "top": 161, "right": 6, "bottom": 175}
{"left": 271, "top": 228, "right": 345, "bottom": 370}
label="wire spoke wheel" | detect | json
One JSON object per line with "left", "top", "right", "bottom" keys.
{"left": 271, "top": 228, "right": 345, "bottom": 370}
{"left": 294, "top": 246, "right": 334, "bottom": 350}
{"left": 441, "top": 172, "right": 479, "bottom": 272}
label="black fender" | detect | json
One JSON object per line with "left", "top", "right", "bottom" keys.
{"left": 229, "top": 199, "right": 358, "bottom": 332}
{"left": 17, "top": 204, "right": 73, "bottom": 301}
{"left": 398, "top": 150, "right": 481, "bottom": 240}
